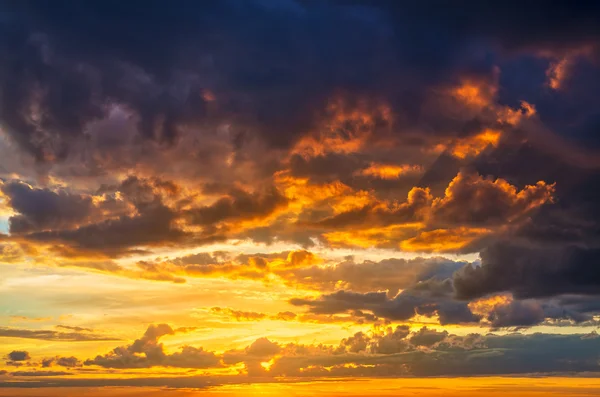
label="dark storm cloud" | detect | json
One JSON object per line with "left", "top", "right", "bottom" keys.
{"left": 186, "top": 187, "right": 287, "bottom": 227}
{"left": 0, "top": 1, "right": 597, "bottom": 175}
{"left": 290, "top": 259, "right": 594, "bottom": 328}
{"left": 407, "top": 332, "right": 600, "bottom": 377}
{"left": 0, "top": 0, "right": 599, "bottom": 335}
{"left": 487, "top": 299, "right": 591, "bottom": 329}
{"left": 429, "top": 170, "right": 555, "bottom": 228}
{"left": 444, "top": 127, "right": 600, "bottom": 300}
{"left": 291, "top": 283, "right": 481, "bottom": 326}
{"left": 25, "top": 200, "right": 183, "bottom": 253}
{"left": 454, "top": 243, "right": 600, "bottom": 300}
{"left": 0, "top": 0, "right": 521, "bottom": 165}
{"left": 1, "top": 180, "right": 128, "bottom": 234}
{"left": 16, "top": 176, "right": 191, "bottom": 255}
{"left": 369, "top": 1, "right": 600, "bottom": 53}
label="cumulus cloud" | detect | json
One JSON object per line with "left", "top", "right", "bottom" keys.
{"left": 6, "top": 350, "right": 31, "bottom": 367}
{"left": 85, "top": 324, "right": 220, "bottom": 369}
{"left": 429, "top": 171, "right": 555, "bottom": 228}
{"left": 225, "top": 326, "right": 600, "bottom": 378}
{"left": 12, "top": 322, "right": 600, "bottom": 380}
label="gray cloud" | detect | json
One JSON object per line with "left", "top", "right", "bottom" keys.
{"left": 6, "top": 351, "right": 30, "bottom": 362}
{"left": 0, "top": 327, "right": 119, "bottom": 342}
{"left": 10, "top": 371, "right": 72, "bottom": 377}
{"left": 454, "top": 243, "right": 600, "bottom": 300}
{"left": 291, "top": 283, "right": 481, "bottom": 326}
{"left": 41, "top": 356, "right": 81, "bottom": 368}
{"left": 84, "top": 324, "right": 220, "bottom": 369}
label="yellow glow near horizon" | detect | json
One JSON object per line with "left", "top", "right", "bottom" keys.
{"left": 2, "top": 378, "right": 600, "bottom": 396}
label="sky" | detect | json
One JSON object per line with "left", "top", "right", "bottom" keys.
{"left": 1, "top": 0, "right": 600, "bottom": 395}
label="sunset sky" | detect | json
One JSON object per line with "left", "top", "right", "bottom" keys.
{"left": 2, "top": 1, "right": 600, "bottom": 395}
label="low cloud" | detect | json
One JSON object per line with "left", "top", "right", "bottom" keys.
{"left": 0, "top": 327, "right": 119, "bottom": 342}
{"left": 85, "top": 324, "right": 220, "bottom": 369}
{"left": 7, "top": 351, "right": 30, "bottom": 362}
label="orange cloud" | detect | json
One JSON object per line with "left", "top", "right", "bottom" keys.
{"left": 324, "top": 224, "right": 423, "bottom": 249}
{"left": 290, "top": 97, "right": 392, "bottom": 159}
{"left": 450, "top": 130, "right": 501, "bottom": 159}
{"left": 468, "top": 294, "right": 513, "bottom": 318}
{"left": 274, "top": 170, "right": 380, "bottom": 221}
{"left": 355, "top": 163, "right": 424, "bottom": 180}
{"left": 274, "top": 171, "right": 351, "bottom": 211}
{"left": 400, "top": 227, "right": 490, "bottom": 252}
{"left": 452, "top": 80, "right": 497, "bottom": 108}
{"left": 497, "top": 101, "right": 536, "bottom": 126}
{"left": 431, "top": 171, "right": 555, "bottom": 227}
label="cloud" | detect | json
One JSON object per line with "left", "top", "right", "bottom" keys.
{"left": 355, "top": 163, "right": 424, "bottom": 180}
{"left": 10, "top": 370, "right": 72, "bottom": 377}
{"left": 9, "top": 323, "right": 600, "bottom": 381}
{"left": 85, "top": 324, "right": 220, "bottom": 369}
{"left": 454, "top": 243, "right": 600, "bottom": 300}
{"left": 224, "top": 326, "right": 600, "bottom": 378}
{"left": 0, "top": 0, "right": 595, "bottom": 260}
{"left": 246, "top": 338, "right": 282, "bottom": 357}
{"left": 41, "top": 356, "right": 81, "bottom": 368}
{"left": 289, "top": 259, "right": 595, "bottom": 329}
{"left": 0, "top": 0, "right": 509, "bottom": 163}
{"left": 399, "top": 227, "right": 490, "bottom": 253}
{"left": 283, "top": 170, "right": 554, "bottom": 252}
{"left": 208, "top": 306, "right": 380, "bottom": 325}
{"left": 0, "top": 327, "right": 119, "bottom": 342}
{"left": 409, "top": 327, "right": 448, "bottom": 347}
{"left": 1, "top": 2, "right": 600, "bottom": 388}
{"left": 429, "top": 171, "right": 555, "bottom": 228}
{"left": 185, "top": 187, "right": 288, "bottom": 228}
{"left": 22, "top": 178, "right": 188, "bottom": 255}
{"left": 290, "top": 285, "right": 481, "bottom": 326}
{"left": 210, "top": 307, "right": 268, "bottom": 322}
{"left": 0, "top": 180, "right": 129, "bottom": 234}
{"left": 55, "top": 325, "right": 94, "bottom": 332}
{"left": 276, "top": 256, "right": 466, "bottom": 296}
{"left": 7, "top": 351, "right": 30, "bottom": 362}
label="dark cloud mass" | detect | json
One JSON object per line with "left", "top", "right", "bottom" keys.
{"left": 0, "top": 0, "right": 598, "bottom": 258}
{"left": 6, "top": 351, "right": 29, "bottom": 362}
{"left": 2, "top": 0, "right": 600, "bottom": 386}
{"left": 291, "top": 286, "right": 482, "bottom": 326}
